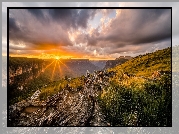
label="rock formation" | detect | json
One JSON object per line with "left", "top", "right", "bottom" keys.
{"left": 8, "top": 70, "right": 115, "bottom": 127}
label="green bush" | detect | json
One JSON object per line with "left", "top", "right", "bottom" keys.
{"left": 98, "top": 74, "right": 171, "bottom": 126}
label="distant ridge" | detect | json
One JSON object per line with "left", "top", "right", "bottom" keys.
{"left": 109, "top": 47, "right": 171, "bottom": 77}
{"left": 103, "top": 56, "right": 132, "bottom": 70}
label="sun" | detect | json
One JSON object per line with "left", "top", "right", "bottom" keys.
{"left": 55, "top": 56, "right": 60, "bottom": 60}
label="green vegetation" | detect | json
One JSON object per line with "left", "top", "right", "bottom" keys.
{"left": 9, "top": 73, "right": 51, "bottom": 105}
{"left": 9, "top": 47, "right": 172, "bottom": 126}
{"left": 9, "top": 72, "right": 85, "bottom": 104}
{"left": 39, "top": 76, "right": 85, "bottom": 100}
{"left": 97, "top": 47, "right": 171, "bottom": 126}
{"left": 109, "top": 47, "right": 171, "bottom": 77}
{"left": 98, "top": 72, "right": 171, "bottom": 126}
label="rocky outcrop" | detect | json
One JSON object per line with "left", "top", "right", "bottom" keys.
{"left": 8, "top": 70, "right": 115, "bottom": 127}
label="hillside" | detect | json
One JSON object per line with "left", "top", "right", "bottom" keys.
{"left": 99, "top": 47, "right": 172, "bottom": 126}
{"left": 103, "top": 56, "right": 132, "bottom": 70}
{"left": 109, "top": 47, "right": 171, "bottom": 77}
{"left": 8, "top": 58, "right": 100, "bottom": 105}
{"left": 8, "top": 47, "right": 172, "bottom": 126}
{"left": 103, "top": 58, "right": 128, "bottom": 70}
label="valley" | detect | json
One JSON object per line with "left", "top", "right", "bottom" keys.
{"left": 8, "top": 47, "right": 172, "bottom": 126}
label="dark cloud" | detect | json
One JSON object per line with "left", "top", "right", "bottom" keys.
{"left": 9, "top": 9, "right": 98, "bottom": 52}
{"left": 133, "top": 32, "right": 171, "bottom": 45}
{"left": 77, "top": 9, "right": 97, "bottom": 28}
{"left": 84, "top": 9, "right": 171, "bottom": 49}
{"left": 9, "top": 10, "right": 73, "bottom": 50}
{"left": 48, "top": 9, "right": 78, "bottom": 29}
{"left": 9, "top": 8, "right": 171, "bottom": 58}
{"left": 74, "top": 33, "right": 88, "bottom": 45}
{"left": 48, "top": 9, "right": 97, "bottom": 29}
{"left": 27, "top": 9, "right": 45, "bottom": 20}
{"left": 87, "top": 36, "right": 97, "bottom": 46}
{"left": 9, "top": 17, "right": 20, "bottom": 32}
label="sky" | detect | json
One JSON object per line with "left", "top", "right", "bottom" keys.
{"left": 2, "top": 2, "right": 178, "bottom": 60}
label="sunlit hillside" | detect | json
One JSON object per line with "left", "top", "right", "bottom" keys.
{"left": 98, "top": 47, "right": 171, "bottom": 126}
{"left": 9, "top": 47, "right": 172, "bottom": 126}
{"left": 109, "top": 47, "right": 171, "bottom": 77}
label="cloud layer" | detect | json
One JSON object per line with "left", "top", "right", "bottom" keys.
{"left": 9, "top": 8, "right": 171, "bottom": 59}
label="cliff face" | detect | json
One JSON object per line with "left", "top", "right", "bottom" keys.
{"left": 90, "top": 60, "right": 107, "bottom": 70}
{"left": 9, "top": 69, "right": 114, "bottom": 127}
{"left": 9, "top": 58, "right": 100, "bottom": 86}
{"left": 61, "top": 59, "right": 100, "bottom": 77}
{"left": 8, "top": 48, "right": 171, "bottom": 127}
{"left": 103, "top": 56, "right": 132, "bottom": 70}
{"left": 8, "top": 57, "right": 102, "bottom": 105}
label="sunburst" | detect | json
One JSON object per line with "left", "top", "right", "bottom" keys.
{"left": 35, "top": 55, "right": 74, "bottom": 81}
{"left": 55, "top": 56, "right": 60, "bottom": 60}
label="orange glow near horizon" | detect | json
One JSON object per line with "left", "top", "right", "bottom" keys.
{"left": 9, "top": 54, "right": 115, "bottom": 60}
{"left": 55, "top": 56, "right": 60, "bottom": 60}
{"left": 9, "top": 46, "right": 115, "bottom": 60}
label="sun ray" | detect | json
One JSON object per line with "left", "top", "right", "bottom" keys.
{"left": 57, "top": 61, "right": 63, "bottom": 78}
{"left": 51, "top": 60, "right": 57, "bottom": 81}
{"left": 42, "top": 60, "right": 55, "bottom": 72}
{"left": 30, "top": 57, "right": 76, "bottom": 81}
{"left": 35, "top": 59, "right": 56, "bottom": 78}
{"left": 58, "top": 60, "right": 74, "bottom": 75}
